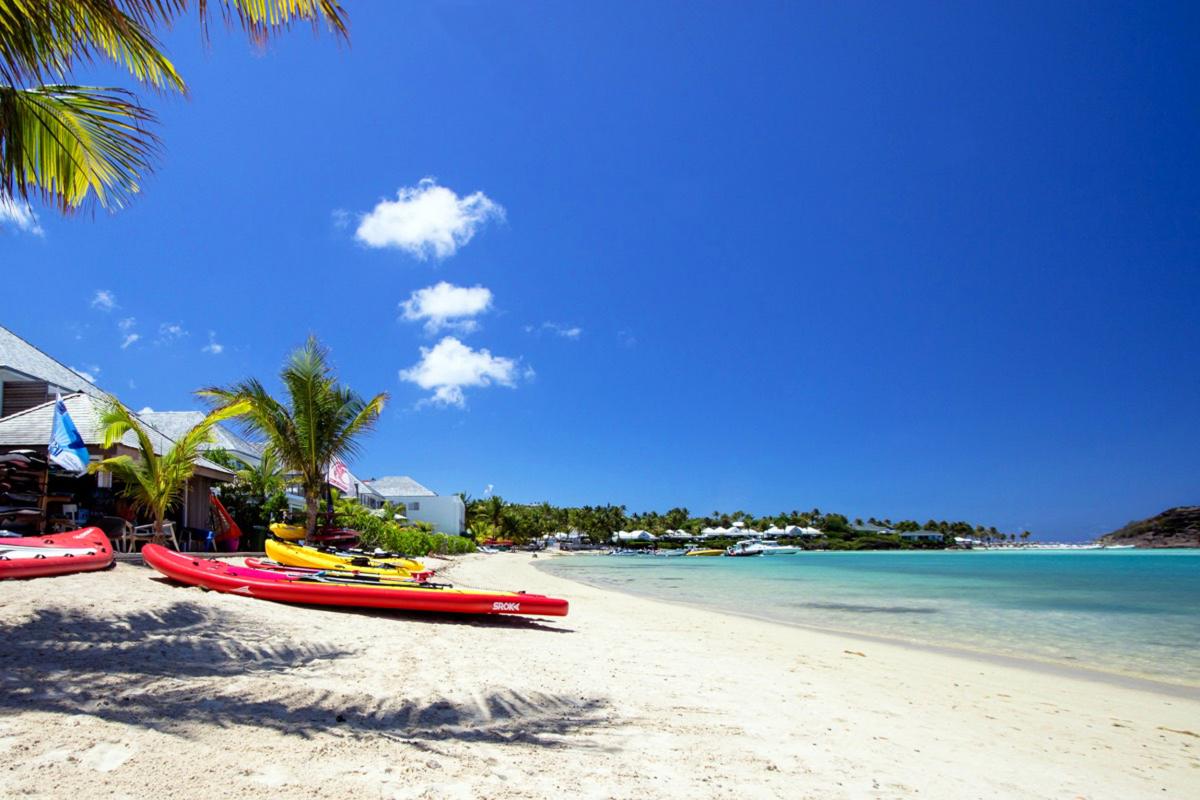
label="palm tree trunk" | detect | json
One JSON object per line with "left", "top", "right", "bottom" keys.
{"left": 305, "top": 488, "right": 320, "bottom": 538}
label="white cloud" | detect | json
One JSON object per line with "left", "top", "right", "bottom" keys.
{"left": 117, "top": 317, "right": 139, "bottom": 350}
{"left": 91, "top": 290, "right": 117, "bottom": 311}
{"left": 138, "top": 406, "right": 154, "bottom": 414}
{"left": 484, "top": 484, "right": 494, "bottom": 496}
{"left": 202, "top": 331, "right": 224, "bottom": 355}
{"left": 70, "top": 365, "right": 100, "bottom": 383}
{"left": 399, "top": 336, "right": 521, "bottom": 408}
{"left": 157, "top": 322, "right": 188, "bottom": 343}
{"left": 355, "top": 178, "right": 504, "bottom": 259}
{"left": 618, "top": 329, "right": 637, "bottom": 348}
{"left": 0, "top": 197, "right": 43, "bottom": 236}
{"left": 400, "top": 282, "right": 493, "bottom": 335}
{"left": 530, "top": 321, "right": 582, "bottom": 339}
{"left": 331, "top": 208, "right": 350, "bottom": 229}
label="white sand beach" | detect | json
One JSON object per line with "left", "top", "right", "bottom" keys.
{"left": 1, "top": 552, "right": 1197, "bottom": 799}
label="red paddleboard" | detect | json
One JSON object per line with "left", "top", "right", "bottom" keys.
{"left": 142, "top": 545, "right": 568, "bottom": 617}
{"left": 0, "top": 528, "right": 114, "bottom": 579}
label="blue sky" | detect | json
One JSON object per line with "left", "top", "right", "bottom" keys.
{"left": 3, "top": 2, "right": 1197, "bottom": 538}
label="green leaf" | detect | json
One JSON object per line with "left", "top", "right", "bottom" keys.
{"left": 0, "top": 83, "right": 158, "bottom": 210}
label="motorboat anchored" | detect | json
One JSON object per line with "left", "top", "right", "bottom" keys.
{"left": 725, "top": 540, "right": 765, "bottom": 557}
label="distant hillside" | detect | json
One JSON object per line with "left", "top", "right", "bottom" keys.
{"left": 1100, "top": 506, "right": 1200, "bottom": 548}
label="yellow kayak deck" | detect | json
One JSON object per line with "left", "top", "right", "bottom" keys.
{"left": 266, "top": 539, "right": 427, "bottom": 576}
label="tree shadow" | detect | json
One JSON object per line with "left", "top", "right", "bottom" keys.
{"left": 0, "top": 602, "right": 611, "bottom": 748}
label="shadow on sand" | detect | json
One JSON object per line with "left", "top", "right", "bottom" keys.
{"left": 0, "top": 601, "right": 610, "bottom": 748}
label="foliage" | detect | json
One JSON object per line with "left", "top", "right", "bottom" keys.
{"left": 333, "top": 495, "right": 475, "bottom": 557}
{"left": 88, "top": 398, "right": 249, "bottom": 532}
{"left": 200, "top": 336, "right": 388, "bottom": 537}
{"left": 1, "top": 1, "right": 347, "bottom": 212}
{"left": 205, "top": 447, "right": 286, "bottom": 533}
{"left": 463, "top": 495, "right": 1024, "bottom": 550}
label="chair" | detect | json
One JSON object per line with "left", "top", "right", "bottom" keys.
{"left": 129, "top": 521, "right": 180, "bottom": 552}
{"left": 97, "top": 516, "right": 135, "bottom": 552}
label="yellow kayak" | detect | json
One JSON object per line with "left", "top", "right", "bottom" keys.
{"left": 684, "top": 548, "right": 724, "bottom": 557}
{"left": 265, "top": 539, "right": 427, "bottom": 576}
{"left": 268, "top": 523, "right": 306, "bottom": 541}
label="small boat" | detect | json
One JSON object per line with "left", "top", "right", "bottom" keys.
{"left": 268, "top": 522, "right": 359, "bottom": 547}
{"left": 265, "top": 538, "right": 427, "bottom": 577}
{"left": 142, "top": 545, "right": 568, "bottom": 617}
{"left": 0, "top": 528, "right": 114, "bottom": 580}
{"left": 756, "top": 541, "right": 802, "bottom": 555}
{"left": 683, "top": 548, "right": 724, "bottom": 557}
{"left": 244, "top": 557, "right": 432, "bottom": 583}
{"left": 725, "top": 540, "right": 765, "bottom": 557}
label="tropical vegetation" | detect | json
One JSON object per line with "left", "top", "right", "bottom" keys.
{"left": 200, "top": 336, "right": 387, "bottom": 538}
{"left": 332, "top": 495, "right": 475, "bottom": 557}
{"left": 88, "top": 397, "right": 249, "bottom": 534}
{"left": 1, "top": 1, "right": 347, "bottom": 213}
{"left": 203, "top": 446, "right": 288, "bottom": 535}
{"left": 463, "top": 496, "right": 1032, "bottom": 549}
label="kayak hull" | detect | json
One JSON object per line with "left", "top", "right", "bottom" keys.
{"left": 266, "top": 538, "right": 426, "bottom": 576}
{"left": 0, "top": 528, "right": 114, "bottom": 579}
{"left": 142, "top": 545, "right": 568, "bottom": 617}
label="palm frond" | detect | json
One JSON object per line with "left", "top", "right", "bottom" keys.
{"left": 196, "top": 1, "right": 348, "bottom": 43}
{"left": 0, "top": 1, "right": 186, "bottom": 91}
{"left": 0, "top": 83, "right": 157, "bottom": 211}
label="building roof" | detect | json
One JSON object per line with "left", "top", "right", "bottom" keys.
{"left": 364, "top": 475, "right": 436, "bottom": 497}
{"left": 852, "top": 522, "right": 894, "bottom": 534}
{"left": 139, "top": 411, "right": 264, "bottom": 460}
{"left": 0, "top": 325, "right": 108, "bottom": 399}
{"left": 0, "top": 394, "right": 233, "bottom": 479}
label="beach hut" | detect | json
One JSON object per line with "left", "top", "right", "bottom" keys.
{"left": 763, "top": 525, "right": 785, "bottom": 538}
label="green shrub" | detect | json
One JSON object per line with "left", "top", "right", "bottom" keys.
{"left": 334, "top": 497, "right": 475, "bottom": 556}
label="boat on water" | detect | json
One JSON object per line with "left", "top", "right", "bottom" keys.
{"left": 725, "top": 540, "right": 764, "bottom": 557}
{"left": 756, "top": 541, "right": 802, "bottom": 555}
{"left": 684, "top": 548, "right": 723, "bottom": 557}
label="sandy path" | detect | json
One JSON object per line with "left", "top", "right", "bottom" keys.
{"left": 0, "top": 552, "right": 1196, "bottom": 799}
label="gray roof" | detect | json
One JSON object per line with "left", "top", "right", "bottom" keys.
{"left": 0, "top": 325, "right": 108, "bottom": 399}
{"left": 0, "top": 394, "right": 232, "bottom": 479}
{"left": 345, "top": 469, "right": 384, "bottom": 500}
{"left": 364, "top": 475, "right": 436, "bottom": 497}
{"left": 139, "top": 411, "right": 264, "bottom": 460}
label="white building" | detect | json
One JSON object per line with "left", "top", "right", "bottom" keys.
{"left": 364, "top": 475, "right": 465, "bottom": 535}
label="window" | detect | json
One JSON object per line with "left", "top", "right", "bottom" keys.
{"left": 409, "top": 501, "right": 420, "bottom": 511}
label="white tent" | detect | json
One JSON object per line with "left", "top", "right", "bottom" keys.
{"left": 763, "top": 525, "right": 785, "bottom": 537}
{"left": 614, "top": 530, "right": 657, "bottom": 542}
{"left": 786, "top": 525, "right": 823, "bottom": 537}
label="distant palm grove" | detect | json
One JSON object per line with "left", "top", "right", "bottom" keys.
{"left": 465, "top": 496, "right": 1032, "bottom": 549}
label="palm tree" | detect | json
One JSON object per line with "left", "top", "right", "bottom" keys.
{"left": 473, "top": 495, "right": 507, "bottom": 536}
{"left": 89, "top": 398, "right": 250, "bottom": 535}
{"left": 200, "top": 336, "right": 387, "bottom": 537}
{"left": 230, "top": 445, "right": 285, "bottom": 500}
{"left": 1, "top": 1, "right": 347, "bottom": 214}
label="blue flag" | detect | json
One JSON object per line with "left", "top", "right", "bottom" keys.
{"left": 49, "top": 394, "right": 89, "bottom": 475}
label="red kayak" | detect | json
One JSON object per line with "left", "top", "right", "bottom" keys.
{"left": 0, "top": 528, "right": 115, "bottom": 579}
{"left": 142, "top": 545, "right": 569, "bottom": 617}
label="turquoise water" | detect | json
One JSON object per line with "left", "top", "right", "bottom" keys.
{"left": 540, "top": 550, "right": 1200, "bottom": 687}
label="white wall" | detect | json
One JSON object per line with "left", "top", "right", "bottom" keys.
{"left": 389, "top": 495, "right": 465, "bottom": 535}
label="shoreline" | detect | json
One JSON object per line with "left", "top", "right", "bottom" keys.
{"left": 533, "top": 556, "right": 1200, "bottom": 699}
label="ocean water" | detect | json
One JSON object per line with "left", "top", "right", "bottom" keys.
{"left": 539, "top": 549, "right": 1200, "bottom": 687}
